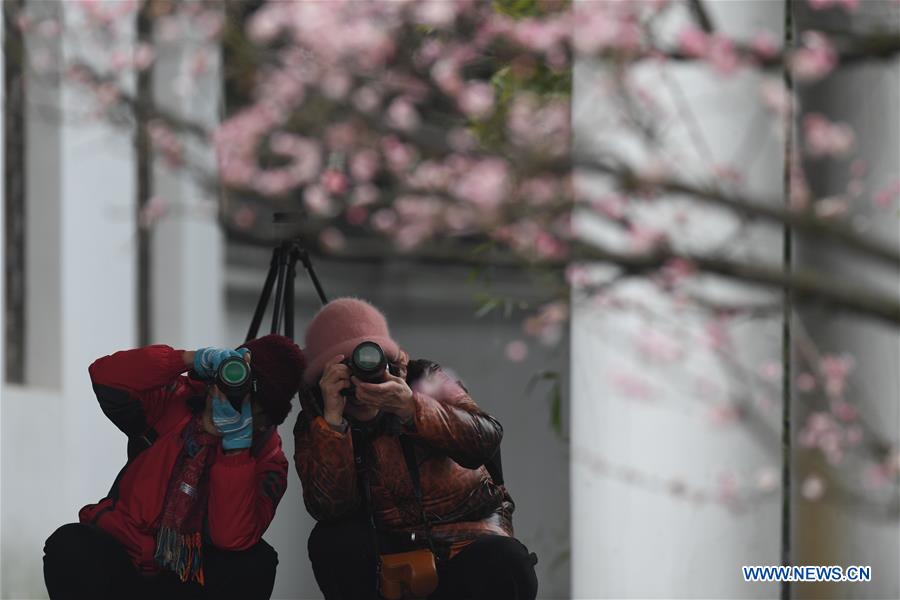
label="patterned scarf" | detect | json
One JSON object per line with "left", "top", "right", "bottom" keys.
{"left": 154, "top": 416, "right": 218, "bottom": 585}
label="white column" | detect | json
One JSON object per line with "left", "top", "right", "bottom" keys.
{"left": 151, "top": 20, "right": 225, "bottom": 350}
{"left": 572, "top": 2, "right": 783, "bottom": 597}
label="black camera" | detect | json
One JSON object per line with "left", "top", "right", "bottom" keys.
{"left": 340, "top": 341, "right": 401, "bottom": 401}
{"left": 215, "top": 356, "right": 256, "bottom": 412}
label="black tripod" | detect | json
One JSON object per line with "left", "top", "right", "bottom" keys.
{"left": 245, "top": 236, "right": 329, "bottom": 342}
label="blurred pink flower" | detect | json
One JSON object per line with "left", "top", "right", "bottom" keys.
{"left": 830, "top": 399, "right": 858, "bottom": 422}
{"left": 758, "top": 361, "right": 782, "bottom": 382}
{"left": 863, "top": 463, "right": 891, "bottom": 490}
{"left": 351, "top": 184, "right": 379, "bottom": 207}
{"left": 873, "top": 179, "right": 900, "bottom": 208}
{"left": 760, "top": 79, "right": 791, "bottom": 116}
{"left": 353, "top": 86, "right": 382, "bottom": 113}
{"left": 303, "top": 185, "right": 335, "bottom": 217}
{"left": 321, "top": 71, "right": 352, "bottom": 100}
{"left": 709, "top": 404, "right": 741, "bottom": 427}
{"left": 134, "top": 43, "right": 156, "bottom": 71}
{"left": 751, "top": 30, "right": 780, "bottom": 60}
{"left": 139, "top": 196, "right": 168, "bottom": 230}
{"left": 802, "top": 474, "right": 825, "bottom": 500}
{"left": 708, "top": 35, "right": 740, "bottom": 75}
{"left": 635, "top": 327, "right": 683, "bottom": 362}
{"left": 387, "top": 98, "right": 421, "bottom": 131}
{"left": 756, "top": 467, "right": 779, "bottom": 492}
{"left": 808, "top": 0, "right": 859, "bottom": 10}
{"left": 320, "top": 169, "right": 349, "bottom": 196}
{"left": 233, "top": 205, "right": 257, "bottom": 229}
{"left": 796, "top": 372, "right": 816, "bottom": 392}
{"left": 791, "top": 31, "right": 837, "bottom": 82}
{"left": 717, "top": 471, "right": 739, "bottom": 504}
{"left": 565, "top": 264, "right": 590, "bottom": 287}
{"left": 609, "top": 369, "right": 654, "bottom": 400}
{"left": 371, "top": 209, "right": 399, "bottom": 233}
{"left": 504, "top": 340, "right": 529, "bottom": 363}
{"left": 451, "top": 158, "right": 510, "bottom": 211}
{"left": 344, "top": 205, "right": 369, "bottom": 226}
{"left": 702, "top": 319, "right": 731, "bottom": 351}
{"left": 819, "top": 353, "right": 854, "bottom": 398}
{"left": 350, "top": 150, "right": 380, "bottom": 182}
{"left": 382, "top": 137, "right": 416, "bottom": 173}
{"left": 814, "top": 196, "right": 849, "bottom": 219}
{"left": 804, "top": 114, "right": 855, "bottom": 157}
{"left": 627, "top": 224, "right": 666, "bottom": 252}
{"left": 415, "top": 1, "right": 458, "bottom": 27}
{"left": 458, "top": 82, "right": 496, "bottom": 118}
{"left": 677, "top": 26, "right": 709, "bottom": 57}
{"left": 319, "top": 227, "right": 347, "bottom": 252}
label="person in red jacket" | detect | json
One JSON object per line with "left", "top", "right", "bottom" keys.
{"left": 43, "top": 334, "right": 305, "bottom": 600}
{"left": 294, "top": 297, "right": 538, "bottom": 600}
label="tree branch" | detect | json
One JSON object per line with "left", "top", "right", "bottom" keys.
{"left": 575, "top": 158, "right": 900, "bottom": 269}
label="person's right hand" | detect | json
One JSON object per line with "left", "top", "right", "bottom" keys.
{"left": 319, "top": 354, "right": 350, "bottom": 427}
{"left": 193, "top": 347, "right": 249, "bottom": 381}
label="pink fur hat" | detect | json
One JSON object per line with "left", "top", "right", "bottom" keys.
{"left": 302, "top": 297, "right": 400, "bottom": 386}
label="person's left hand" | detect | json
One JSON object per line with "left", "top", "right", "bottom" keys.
{"left": 211, "top": 390, "right": 253, "bottom": 451}
{"left": 351, "top": 367, "right": 415, "bottom": 422}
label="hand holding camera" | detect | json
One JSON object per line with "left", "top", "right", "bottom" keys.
{"left": 320, "top": 355, "right": 351, "bottom": 427}
{"left": 211, "top": 389, "right": 254, "bottom": 451}
{"left": 318, "top": 342, "right": 414, "bottom": 423}
{"left": 349, "top": 370, "right": 414, "bottom": 421}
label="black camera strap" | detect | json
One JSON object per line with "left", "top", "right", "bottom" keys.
{"left": 398, "top": 434, "right": 443, "bottom": 562}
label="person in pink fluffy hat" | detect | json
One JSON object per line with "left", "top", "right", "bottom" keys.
{"left": 294, "top": 296, "right": 538, "bottom": 600}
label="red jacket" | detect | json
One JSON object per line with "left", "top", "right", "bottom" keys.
{"left": 78, "top": 345, "right": 288, "bottom": 574}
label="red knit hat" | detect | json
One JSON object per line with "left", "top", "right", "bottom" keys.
{"left": 238, "top": 334, "right": 306, "bottom": 425}
{"left": 303, "top": 297, "right": 400, "bottom": 386}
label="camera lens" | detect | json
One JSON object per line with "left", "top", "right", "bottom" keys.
{"left": 220, "top": 359, "right": 249, "bottom": 386}
{"left": 350, "top": 341, "right": 387, "bottom": 382}
{"left": 216, "top": 356, "right": 252, "bottom": 411}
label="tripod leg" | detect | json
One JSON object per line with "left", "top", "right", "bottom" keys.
{"left": 246, "top": 248, "right": 280, "bottom": 342}
{"left": 271, "top": 244, "right": 289, "bottom": 335}
{"left": 298, "top": 249, "right": 329, "bottom": 306}
{"left": 284, "top": 249, "right": 298, "bottom": 340}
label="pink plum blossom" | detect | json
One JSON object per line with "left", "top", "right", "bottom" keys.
{"left": 791, "top": 31, "right": 837, "bottom": 82}
{"left": 796, "top": 373, "right": 816, "bottom": 392}
{"left": 505, "top": 340, "right": 529, "bottom": 362}
{"left": 320, "top": 169, "right": 349, "bottom": 196}
{"left": 609, "top": 370, "right": 655, "bottom": 400}
{"left": 303, "top": 185, "right": 335, "bottom": 217}
{"left": 804, "top": 114, "right": 855, "bottom": 158}
{"left": 458, "top": 82, "right": 496, "bottom": 118}
{"left": 319, "top": 227, "right": 347, "bottom": 252}
{"left": 802, "top": 474, "right": 825, "bottom": 500}
{"left": 634, "top": 327, "right": 683, "bottom": 362}
{"left": 707, "top": 35, "right": 741, "bottom": 75}
{"left": 760, "top": 79, "right": 791, "bottom": 116}
{"left": 819, "top": 353, "right": 854, "bottom": 398}
{"left": 350, "top": 150, "right": 380, "bottom": 182}
{"left": 756, "top": 467, "right": 779, "bottom": 492}
{"left": 751, "top": 30, "right": 780, "bottom": 60}
{"left": 451, "top": 158, "right": 510, "bottom": 212}
{"left": 873, "top": 179, "right": 900, "bottom": 208}
{"left": 677, "top": 26, "right": 709, "bottom": 58}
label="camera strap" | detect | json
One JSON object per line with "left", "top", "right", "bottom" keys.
{"left": 398, "top": 434, "right": 443, "bottom": 562}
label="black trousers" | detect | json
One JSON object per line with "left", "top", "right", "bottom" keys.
{"left": 308, "top": 513, "right": 539, "bottom": 600}
{"left": 43, "top": 523, "right": 278, "bottom": 600}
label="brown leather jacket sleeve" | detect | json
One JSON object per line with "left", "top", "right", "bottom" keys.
{"left": 293, "top": 411, "right": 360, "bottom": 521}
{"left": 407, "top": 367, "right": 503, "bottom": 470}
